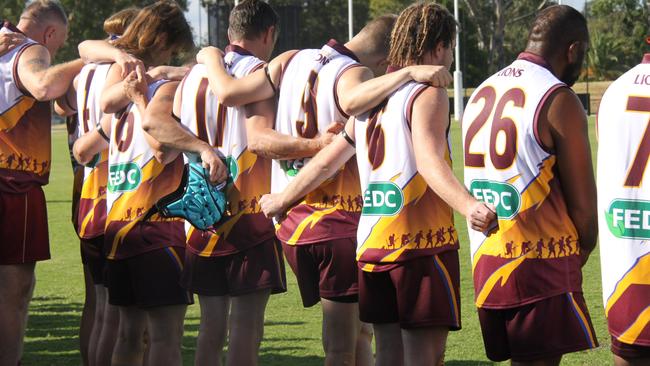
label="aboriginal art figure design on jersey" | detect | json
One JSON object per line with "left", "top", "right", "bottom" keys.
{"left": 463, "top": 53, "right": 583, "bottom": 309}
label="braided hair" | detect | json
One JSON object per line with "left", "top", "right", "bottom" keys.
{"left": 388, "top": 2, "right": 457, "bottom": 67}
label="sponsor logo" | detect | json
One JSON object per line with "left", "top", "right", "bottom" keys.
{"left": 226, "top": 156, "right": 238, "bottom": 183}
{"left": 108, "top": 162, "right": 141, "bottom": 192}
{"left": 469, "top": 180, "right": 521, "bottom": 219}
{"left": 606, "top": 199, "right": 650, "bottom": 239}
{"left": 362, "top": 181, "right": 404, "bottom": 216}
{"left": 281, "top": 158, "right": 306, "bottom": 177}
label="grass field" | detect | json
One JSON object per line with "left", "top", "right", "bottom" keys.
{"left": 22, "top": 117, "right": 610, "bottom": 365}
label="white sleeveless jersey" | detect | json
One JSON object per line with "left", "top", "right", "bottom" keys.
{"left": 75, "top": 63, "right": 111, "bottom": 239}
{"left": 597, "top": 54, "right": 650, "bottom": 346}
{"left": 179, "top": 46, "right": 274, "bottom": 257}
{"left": 105, "top": 80, "right": 185, "bottom": 260}
{"left": 355, "top": 81, "right": 458, "bottom": 272}
{"left": 462, "top": 53, "right": 582, "bottom": 308}
{"left": 273, "top": 39, "right": 362, "bottom": 245}
{"left": 0, "top": 23, "right": 51, "bottom": 193}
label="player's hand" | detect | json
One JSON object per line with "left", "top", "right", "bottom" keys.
{"left": 196, "top": 46, "right": 224, "bottom": 66}
{"left": 123, "top": 66, "right": 148, "bottom": 106}
{"left": 468, "top": 202, "right": 497, "bottom": 233}
{"left": 317, "top": 122, "right": 345, "bottom": 149}
{"left": 115, "top": 51, "right": 145, "bottom": 79}
{"left": 408, "top": 65, "right": 453, "bottom": 88}
{"left": 0, "top": 32, "right": 25, "bottom": 57}
{"left": 259, "top": 193, "right": 287, "bottom": 220}
{"left": 147, "top": 65, "right": 190, "bottom": 82}
{"left": 199, "top": 145, "right": 227, "bottom": 184}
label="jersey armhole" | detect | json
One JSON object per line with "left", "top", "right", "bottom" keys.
{"left": 277, "top": 50, "right": 300, "bottom": 91}
{"left": 12, "top": 42, "right": 39, "bottom": 97}
{"left": 533, "top": 83, "right": 566, "bottom": 155}
{"left": 333, "top": 63, "right": 364, "bottom": 119}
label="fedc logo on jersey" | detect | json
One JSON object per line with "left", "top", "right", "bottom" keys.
{"left": 76, "top": 63, "right": 111, "bottom": 240}
{"left": 104, "top": 80, "right": 185, "bottom": 260}
{"left": 0, "top": 23, "right": 51, "bottom": 193}
{"left": 463, "top": 53, "right": 583, "bottom": 309}
{"left": 597, "top": 54, "right": 650, "bottom": 347}
{"left": 355, "top": 82, "right": 458, "bottom": 272}
{"left": 179, "top": 46, "right": 274, "bottom": 257}
{"left": 273, "top": 39, "right": 363, "bottom": 245}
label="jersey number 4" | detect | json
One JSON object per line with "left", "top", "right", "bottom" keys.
{"left": 624, "top": 96, "right": 650, "bottom": 187}
{"left": 464, "top": 86, "right": 525, "bottom": 169}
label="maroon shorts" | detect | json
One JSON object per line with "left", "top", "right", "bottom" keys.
{"left": 611, "top": 336, "right": 650, "bottom": 359}
{"left": 181, "top": 239, "right": 286, "bottom": 297}
{"left": 358, "top": 250, "right": 461, "bottom": 329}
{"left": 106, "top": 246, "right": 193, "bottom": 308}
{"left": 0, "top": 187, "right": 49, "bottom": 264}
{"left": 282, "top": 238, "right": 359, "bottom": 307}
{"left": 80, "top": 236, "right": 106, "bottom": 285}
{"left": 477, "top": 292, "right": 598, "bottom": 362}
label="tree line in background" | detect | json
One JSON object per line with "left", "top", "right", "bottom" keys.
{"left": 1, "top": 0, "right": 647, "bottom": 86}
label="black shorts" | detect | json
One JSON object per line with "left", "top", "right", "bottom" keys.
{"left": 282, "top": 238, "right": 359, "bottom": 307}
{"left": 477, "top": 292, "right": 598, "bottom": 362}
{"left": 80, "top": 236, "right": 105, "bottom": 285}
{"left": 359, "top": 250, "right": 461, "bottom": 330}
{"left": 181, "top": 239, "right": 286, "bottom": 297}
{"left": 106, "top": 246, "right": 193, "bottom": 308}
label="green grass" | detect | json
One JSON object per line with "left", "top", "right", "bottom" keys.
{"left": 23, "top": 118, "right": 610, "bottom": 365}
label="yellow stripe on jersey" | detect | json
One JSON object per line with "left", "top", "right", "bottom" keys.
{"left": 284, "top": 206, "right": 339, "bottom": 245}
{"left": 198, "top": 210, "right": 244, "bottom": 256}
{"left": 0, "top": 97, "right": 35, "bottom": 131}
{"left": 617, "top": 306, "right": 650, "bottom": 345}
{"left": 606, "top": 254, "right": 650, "bottom": 314}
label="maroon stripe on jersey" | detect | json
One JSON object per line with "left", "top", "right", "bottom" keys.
{"left": 406, "top": 84, "right": 429, "bottom": 131}
{"left": 250, "top": 61, "right": 265, "bottom": 73}
{"left": 278, "top": 50, "right": 300, "bottom": 91}
{"left": 333, "top": 64, "right": 363, "bottom": 119}
{"left": 326, "top": 39, "right": 360, "bottom": 62}
{"left": 195, "top": 78, "right": 210, "bottom": 143}
{"left": 225, "top": 44, "right": 254, "bottom": 57}
{"left": 607, "top": 284, "right": 650, "bottom": 345}
{"left": 517, "top": 52, "right": 553, "bottom": 73}
{"left": 3, "top": 21, "right": 23, "bottom": 34}
{"left": 532, "top": 83, "right": 566, "bottom": 154}
{"left": 81, "top": 68, "right": 96, "bottom": 133}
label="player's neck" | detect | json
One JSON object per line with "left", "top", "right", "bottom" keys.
{"left": 230, "top": 40, "right": 264, "bottom": 60}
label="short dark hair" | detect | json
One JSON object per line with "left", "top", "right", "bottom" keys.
{"left": 388, "top": 2, "right": 457, "bottom": 67}
{"left": 526, "top": 5, "right": 589, "bottom": 56}
{"left": 355, "top": 14, "right": 397, "bottom": 59}
{"left": 23, "top": 0, "right": 68, "bottom": 26}
{"left": 228, "top": 0, "right": 279, "bottom": 41}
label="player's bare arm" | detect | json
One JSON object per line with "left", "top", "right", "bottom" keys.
{"left": 147, "top": 65, "right": 190, "bottom": 82}
{"left": 0, "top": 31, "right": 25, "bottom": 56}
{"left": 337, "top": 65, "right": 453, "bottom": 116}
{"left": 100, "top": 62, "right": 143, "bottom": 113}
{"left": 78, "top": 39, "right": 143, "bottom": 78}
{"left": 141, "top": 78, "right": 227, "bottom": 183}
{"left": 245, "top": 97, "right": 342, "bottom": 160}
{"left": 17, "top": 44, "right": 84, "bottom": 101}
{"left": 412, "top": 87, "right": 496, "bottom": 232}
{"left": 539, "top": 87, "right": 598, "bottom": 258}
{"left": 73, "top": 113, "right": 111, "bottom": 165}
{"left": 260, "top": 119, "right": 356, "bottom": 219}
{"left": 197, "top": 46, "right": 296, "bottom": 107}
{"left": 53, "top": 75, "right": 78, "bottom": 117}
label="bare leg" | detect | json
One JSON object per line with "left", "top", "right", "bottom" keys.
{"left": 195, "top": 295, "right": 230, "bottom": 366}
{"left": 511, "top": 357, "right": 561, "bottom": 366}
{"left": 145, "top": 305, "right": 187, "bottom": 366}
{"left": 614, "top": 354, "right": 650, "bottom": 366}
{"left": 321, "top": 299, "right": 360, "bottom": 366}
{"left": 0, "top": 263, "right": 35, "bottom": 366}
{"left": 355, "top": 322, "right": 374, "bottom": 366}
{"left": 226, "top": 290, "right": 271, "bottom": 366}
{"left": 402, "top": 326, "right": 448, "bottom": 366}
{"left": 80, "top": 265, "right": 96, "bottom": 366}
{"left": 96, "top": 298, "right": 119, "bottom": 366}
{"left": 374, "top": 323, "right": 403, "bottom": 366}
{"left": 111, "top": 306, "right": 146, "bottom": 366}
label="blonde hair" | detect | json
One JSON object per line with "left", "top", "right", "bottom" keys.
{"left": 103, "top": 7, "right": 139, "bottom": 37}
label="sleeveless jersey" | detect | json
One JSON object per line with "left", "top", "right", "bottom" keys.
{"left": 105, "top": 80, "right": 185, "bottom": 260}
{"left": 462, "top": 53, "right": 582, "bottom": 309}
{"left": 355, "top": 81, "right": 458, "bottom": 272}
{"left": 179, "top": 45, "right": 274, "bottom": 257}
{"left": 273, "top": 39, "right": 363, "bottom": 245}
{"left": 0, "top": 22, "right": 51, "bottom": 193}
{"left": 76, "top": 63, "right": 111, "bottom": 239}
{"left": 597, "top": 54, "right": 650, "bottom": 346}
{"left": 67, "top": 114, "right": 84, "bottom": 231}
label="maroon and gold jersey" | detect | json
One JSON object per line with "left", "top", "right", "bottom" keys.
{"left": 104, "top": 80, "right": 185, "bottom": 260}
{"left": 0, "top": 22, "right": 51, "bottom": 193}
{"left": 180, "top": 46, "right": 275, "bottom": 257}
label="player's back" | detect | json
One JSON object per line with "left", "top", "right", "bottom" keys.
{"left": 597, "top": 54, "right": 650, "bottom": 346}
{"left": 462, "top": 53, "right": 582, "bottom": 308}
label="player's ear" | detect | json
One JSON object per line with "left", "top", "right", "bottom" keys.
{"left": 42, "top": 25, "right": 56, "bottom": 45}
{"left": 567, "top": 41, "right": 581, "bottom": 64}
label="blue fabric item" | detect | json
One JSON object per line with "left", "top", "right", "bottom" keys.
{"left": 156, "top": 162, "right": 227, "bottom": 231}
